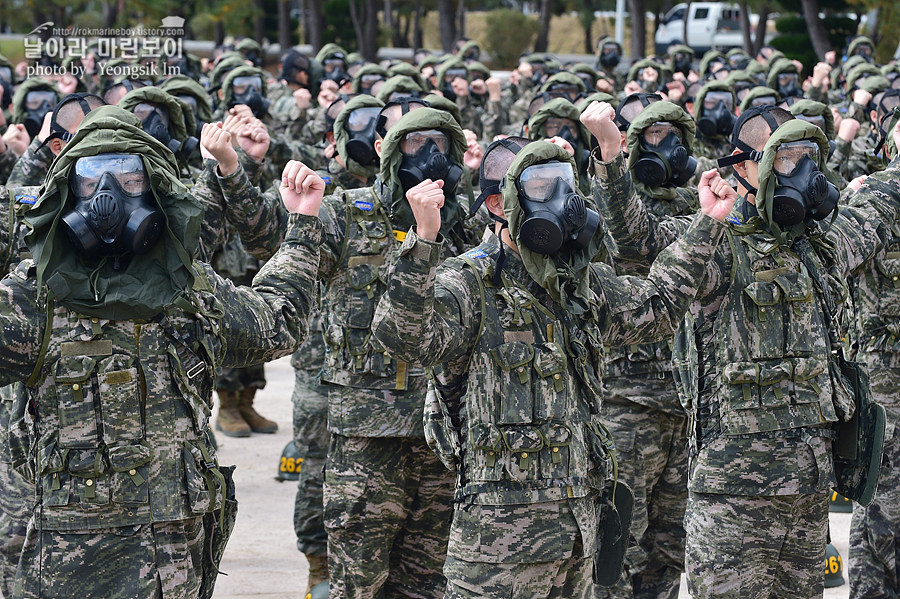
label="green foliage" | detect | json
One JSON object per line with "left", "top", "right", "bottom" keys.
{"left": 770, "top": 14, "right": 857, "bottom": 75}
{"left": 483, "top": 9, "right": 539, "bottom": 68}
{"left": 323, "top": 0, "right": 358, "bottom": 52}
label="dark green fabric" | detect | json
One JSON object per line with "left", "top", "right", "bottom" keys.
{"left": 221, "top": 65, "right": 269, "bottom": 112}
{"left": 117, "top": 86, "right": 192, "bottom": 144}
{"left": 626, "top": 101, "right": 696, "bottom": 200}
{"left": 375, "top": 75, "right": 424, "bottom": 103}
{"left": 699, "top": 51, "right": 726, "bottom": 77}
{"left": 315, "top": 43, "right": 347, "bottom": 64}
{"left": 539, "top": 72, "right": 586, "bottom": 95}
{"left": 502, "top": 141, "right": 604, "bottom": 317}
{"left": 788, "top": 99, "right": 835, "bottom": 140}
{"left": 24, "top": 105, "right": 203, "bottom": 320}
{"left": 577, "top": 92, "right": 618, "bottom": 111}
{"left": 695, "top": 80, "right": 736, "bottom": 141}
{"left": 739, "top": 86, "right": 780, "bottom": 113}
{"left": 160, "top": 75, "right": 214, "bottom": 124}
{"left": 422, "top": 93, "right": 463, "bottom": 127}
{"left": 208, "top": 54, "right": 246, "bottom": 90}
{"left": 334, "top": 95, "right": 384, "bottom": 179}
{"left": 352, "top": 64, "right": 389, "bottom": 94}
{"left": 12, "top": 79, "right": 60, "bottom": 127}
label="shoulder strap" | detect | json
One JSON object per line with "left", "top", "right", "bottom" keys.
{"left": 26, "top": 291, "right": 54, "bottom": 388}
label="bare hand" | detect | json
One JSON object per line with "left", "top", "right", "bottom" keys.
{"left": 37, "top": 111, "right": 52, "bottom": 143}
{"left": 59, "top": 73, "right": 78, "bottom": 95}
{"left": 406, "top": 179, "right": 445, "bottom": 242}
{"left": 317, "top": 80, "right": 338, "bottom": 108}
{"left": 624, "top": 80, "right": 642, "bottom": 96}
{"left": 200, "top": 122, "right": 239, "bottom": 176}
{"left": 486, "top": 77, "right": 502, "bottom": 101}
{"left": 580, "top": 101, "right": 620, "bottom": 160}
{"left": 464, "top": 139, "right": 484, "bottom": 171}
{"left": 838, "top": 118, "right": 860, "bottom": 143}
{"left": 280, "top": 160, "right": 325, "bottom": 215}
{"left": 3, "top": 124, "right": 30, "bottom": 157}
{"left": 470, "top": 79, "right": 487, "bottom": 95}
{"left": 853, "top": 89, "right": 873, "bottom": 108}
{"left": 548, "top": 136, "right": 575, "bottom": 156}
{"left": 294, "top": 87, "right": 312, "bottom": 111}
{"left": 698, "top": 169, "right": 736, "bottom": 222}
{"left": 811, "top": 62, "right": 831, "bottom": 88}
{"left": 595, "top": 78, "right": 613, "bottom": 93}
{"left": 237, "top": 119, "right": 270, "bottom": 162}
{"left": 848, "top": 175, "right": 867, "bottom": 192}
{"left": 451, "top": 77, "right": 469, "bottom": 99}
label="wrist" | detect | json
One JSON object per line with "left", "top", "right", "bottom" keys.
{"left": 417, "top": 226, "right": 439, "bottom": 242}
{"left": 217, "top": 159, "right": 239, "bottom": 177}
{"left": 599, "top": 143, "right": 620, "bottom": 162}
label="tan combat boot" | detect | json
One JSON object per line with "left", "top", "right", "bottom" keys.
{"left": 238, "top": 388, "right": 278, "bottom": 433}
{"left": 215, "top": 390, "right": 251, "bottom": 437}
{"left": 305, "top": 553, "right": 328, "bottom": 594}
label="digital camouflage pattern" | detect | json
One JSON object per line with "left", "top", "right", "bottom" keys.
{"left": 370, "top": 181, "right": 726, "bottom": 597}
{"left": 592, "top": 147, "right": 900, "bottom": 598}
{"left": 847, "top": 195, "right": 900, "bottom": 597}
{"left": 6, "top": 138, "right": 53, "bottom": 187}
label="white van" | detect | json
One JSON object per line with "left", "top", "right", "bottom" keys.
{"left": 654, "top": 2, "right": 773, "bottom": 56}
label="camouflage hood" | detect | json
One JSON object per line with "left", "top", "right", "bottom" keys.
{"left": 334, "top": 94, "right": 384, "bottom": 180}
{"left": 501, "top": 141, "right": 603, "bottom": 316}
{"left": 25, "top": 106, "right": 203, "bottom": 320}
{"left": 527, "top": 98, "right": 591, "bottom": 191}
{"left": 222, "top": 65, "right": 269, "bottom": 112}
{"left": 626, "top": 101, "right": 696, "bottom": 200}
{"left": 159, "top": 74, "right": 214, "bottom": 125}
{"left": 756, "top": 119, "right": 832, "bottom": 244}
{"left": 379, "top": 107, "right": 467, "bottom": 235}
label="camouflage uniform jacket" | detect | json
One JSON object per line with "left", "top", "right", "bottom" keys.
{"left": 369, "top": 213, "right": 725, "bottom": 562}
{"left": 209, "top": 174, "right": 481, "bottom": 437}
{"left": 837, "top": 130, "right": 885, "bottom": 182}
{"left": 598, "top": 159, "right": 698, "bottom": 412}
{"left": 0, "top": 185, "right": 39, "bottom": 272}
{"left": 0, "top": 147, "right": 18, "bottom": 185}
{"left": 6, "top": 138, "right": 54, "bottom": 187}
{"left": 0, "top": 213, "right": 322, "bottom": 530}
{"left": 593, "top": 151, "right": 900, "bottom": 496}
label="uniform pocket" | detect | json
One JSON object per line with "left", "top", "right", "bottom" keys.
{"left": 38, "top": 444, "right": 71, "bottom": 507}
{"left": 743, "top": 281, "right": 783, "bottom": 360}
{"left": 539, "top": 421, "right": 573, "bottom": 479}
{"left": 346, "top": 263, "right": 380, "bottom": 329}
{"left": 469, "top": 422, "right": 503, "bottom": 481}
{"left": 67, "top": 448, "right": 110, "bottom": 505}
{"left": 490, "top": 341, "right": 535, "bottom": 424}
{"left": 502, "top": 425, "right": 544, "bottom": 481}
{"left": 533, "top": 343, "right": 568, "bottom": 420}
{"left": 97, "top": 355, "right": 142, "bottom": 444}
{"left": 323, "top": 469, "right": 368, "bottom": 531}
{"left": 108, "top": 444, "right": 151, "bottom": 505}
{"left": 55, "top": 356, "right": 98, "bottom": 449}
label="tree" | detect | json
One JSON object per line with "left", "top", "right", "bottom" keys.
{"left": 438, "top": 0, "right": 456, "bottom": 51}
{"left": 278, "top": 0, "right": 292, "bottom": 50}
{"left": 630, "top": 0, "right": 647, "bottom": 57}
{"left": 534, "top": 0, "right": 553, "bottom": 52}
{"left": 800, "top": 0, "right": 832, "bottom": 58}
{"left": 348, "top": 0, "right": 379, "bottom": 59}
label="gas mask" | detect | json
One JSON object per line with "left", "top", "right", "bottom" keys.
{"left": 23, "top": 90, "right": 57, "bottom": 139}
{"left": 135, "top": 103, "right": 198, "bottom": 162}
{"left": 441, "top": 67, "right": 468, "bottom": 102}
{"left": 673, "top": 53, "right": 692, "bottom": 76}
{"left": 343, "top": 107, "right": 381, "bottom": 166}
{"left": 599, "top": 44, "right": 621, "bottom": 70}
{"left": 515, "top": 161, "right": 599, "bottom": 254}
{"left": 853, "top": 43, "right": 874, "bottom": 63}
{"left": 698, "top": 95, "right": 735, "bottom": 137}
{"left": 62, "top": 154, "right": 165, "bottom": 256}
{"left": 396, "top": 129, "right": 463, "bottom": 199}
{"left": 244, "top": 50, "right": 262, "bottom": 67}
{"left": 166, "top": 57, "right": 191, "bottom": 78}
{"left": 530, "top": 63, "right": 546, "bottom": 86}
{"left": 177, "top": 94, "right": 204, "bottom": 138}
{"left": 769, "top": 141, "right": 839, "bottom": 225}
{"left": 634, "top": 122, "right": 697, "bottom": 188}
{"left": 543, "top": 117, "right": 579, "bottom": 147}
{"left": 0, "top": 78, "right": 12, "bottom": 111}
{"left": 230, "top": 75, "right": 270, "bottom": 117}
{"left": 777, "top": 72, "right": 802, "bottom": 99}
{"left": 324, "top": 56, "right": 348, "bottom": 85}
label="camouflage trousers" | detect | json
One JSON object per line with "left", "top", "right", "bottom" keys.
{"left": 292, "top": 372, "right": 329, "bottom": 558}
{"left": 214, "top": 363, "right": 266, "bottom": 392}
{"left": 0, "top": 386, "right": 32, "bottom": 599}
{"left": 849, "top": 420, "right": 900, "bottom": 598}
{"left": 596, "top": 398, "right": 688, "bottom": 599}
{"left": 14, "top": 516, "right": 205, "bottom": 598}
{"left": 684, "top": 490, "right": 828, "bottom": 599}
{"left": 443, "top": 541, "right": 593, "bottom": 599}
{"left": 324, "top": 434, "right": 454, "bottom": 599}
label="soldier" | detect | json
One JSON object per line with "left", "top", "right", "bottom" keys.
{"left": 0, "top": 105, "right": 322, "bottom": 598}
{"left": 369, "top": 135, "right": 735, "bottom": 597}
{"left": 594, "top": 101, "right": 699, "bottom": 599}
{"left": 847, "top": 106, "right": 900, "bottom": 599}
{"left": 587, "top": 101, "right": 900, "bottom": 598}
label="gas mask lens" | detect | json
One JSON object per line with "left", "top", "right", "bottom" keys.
{"left": 444, "top": 68, "right": 468, "bottom": 83}
{"left": 346, "top": 107, "right": 382, "bottom": 132}
{"left": 399, "top": 129, "right": 450, "bottom": 156}
{"left": 518, "top": 162, "right": 577, "bottom": 201}
{"left": 360, "top": 73, "right": 385, "bottom": 93}
{"left": 232, "top": 75, "right": 263, "bottom": 96}
{"left": 778, "top": 73, "right": 799, "bottom": 88}
{"left": 133, "top": 102, "right": 169, "bottom": 126}
{"left": 703, "top": 91, "right": 733, "bottom": 112}
{"left": 773, "top": 140, "right": 820, "bottom": 176}
{"left": 796, "top": 114, "right": 827, "bottom": 134}
{"left": 750, "top": 95, "right": 777, "bottom": 108}
{"left": 641, "top": 122, "right": 682, "bottom": 147}
{"left": 0, "top": 66, "right": 12, "bottom": 83}
{"left": 25, "top": 90, "right": 56, "bottom": 111}
{"left": 542, "top": 117, "right": 580, "bottom": 142}
{"left": 71, "top": 154, "right": 148, "bottom": 199}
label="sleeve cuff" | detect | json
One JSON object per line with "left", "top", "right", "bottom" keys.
{"left": 590, "top": 149, "right": 628, "bottom": 188}
{"left": 285, "top": 213, "right": 325, "bottom": 247}
{"left": 399, "top": 227, "right": 444, "bottom": 264}
{"left": 682, "top": 212, "right": 726, "bottom": 247}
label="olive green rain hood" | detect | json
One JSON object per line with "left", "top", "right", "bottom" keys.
{"left": 765, "top": 58, "right": 798, "bottom": 90}
{"left": 848, "top": 36, "right": 875, "bottom": 59}
{"left": 577, "top": 92, "right": 618, "bottom": 111}
{"left": 539, "top": 72, "right": 587, "bottom": 96}
{"left": 421, "top": 93, "right": 463, "bottom": 127}
{"left": 835, "top": 55, "right": 867, "bottom": 90}
{"left": 739, "top": 86, "right": 780, "bottom": 113}
{"left": 846, "top": 63, "right": 883, "bottom": 90}
{"left": 858, "top": 75, "right": 891, "bottom": 97}
{"left": 569, "top": 63, "right": 599, "bottom": 87}
{"left": 209, "top": 53, "right": 247, "bottom": 90}
{"left": 695, "top": 80, "right": 736, "bottom": 141}
{"left": 24, "top": 106, "right": 203, "bottom": 320}
{"left": 388, "top": 62, "right": 428, "bottom": 90}
{"left": 466, "top": 61, "right": 491, "bottom": 82}
{"left": 627, "top": 58, "right": 665, "bottom": 86}
{"left": 789, "top": 99, "right": 835, "bottom": 139}
{"left": 376, "top": 75, "right": 425, "bottom": 103}
{"left": 221, "top": 65, "right": 269, "bottom": 112}
{"left": 334, "top": 94, "right": 384, "bottom": 179}
{"left": 352, "top": 64, "right": 389, "bottom": 94}
{"left": 437, "top": 57, "right": 468, "bottom": 83}
{"left": 458, "top": 40, "right": 481, "bottom": 61}
{"left": 755, "top": 119, "right": 833, "bottom": 244}
{"left": 160, "top": 75, "right": 214, "bottom": 125}
{"left": 668, "top": 44, "right": 695, "bottom": 72}
{"left": 12, "top": 79, "right": 60, "bottom": 128}
{"left": 699, "top": 50, "right": 727, "bottom": 78}
{"left": 500, "top": 141, "right": 605, "bottom": 317}
{"left": 378, "top": 107, "right": 467, "bottom": 236}
{"left": 315, "top": 43, "right": 348, "bottom": 64}
{"left": 626, "top": 101, "right": 696, "bottom": 200}
{"left": 118, "top": 87, "right": 194, "bottom": 146}
{"left": 526, "top": 98, "right": 591, "bottom": 192}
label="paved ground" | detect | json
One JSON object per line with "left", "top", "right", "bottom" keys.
{"left": 213, "top": 355, "right": 854, "bottom": 598}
